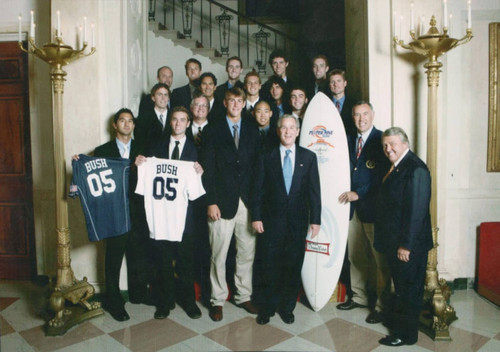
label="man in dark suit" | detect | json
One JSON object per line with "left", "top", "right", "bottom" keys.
{"left": 327, "top": 69, "right": 356, "bottom": 136}
{"left": 214, "top": 56, "right": 244, "bottom": 105}
{"left": 261, "top": 50, "right": 294, "bottom": 102}
{"left": 135, "top": 83, "right": 171, "bottom": 151}
{"left": 186, "top": 93, "right": 211, "bottom": 304}
{"left": 337, "top": 102, "right": 391, "bottom": 324}
{"left": 138, "top": 66, "right": 173, "bottom": 118}
{"left": 252, "top": 114, "right": 321, "bottom": 325}
{"left": 170, "top": 58, "right": 202, "bottom": 110}
{"left": 86, "top": 108, "right": 149, "bottom": 321}
{"left": 242, "top": 71, "right": 279, "bottom": 125}
{"left": 136, "top": 106, "right": 203, "bottom": 320}
{"left": 199, "top": 72, "right": 225, "bottom": 122}
{"left": 375, "top": 127, "right": 433, "bottom": 347}
{"left": 306, "top": 54, "right": 330, "bottom": 99}
{"left": 201, "top": 87, "right": 261, "bottom": 321}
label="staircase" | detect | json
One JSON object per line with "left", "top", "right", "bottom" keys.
{"left": 146, "top": 20, "right": 253, "bottom": 90}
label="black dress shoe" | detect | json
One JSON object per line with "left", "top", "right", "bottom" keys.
{"left": 154, "top": 307, "right": 169, "bottom": 319}
{"left": 209, "top": 305, "right": 223, "bottom": 322}
{"left": 185, "top": 304, "right": 202, "bottom": 319}
{"left": 256, "top": 314, "right": 270, "bottom": 325}
{"left": 278, "top": 310, "right": 295, "bottom": 324}
{"left": 378, "top": 335, "right": 406, "bottom": 346}
{"left": 366, "top": 310, "right": 384, "bottom": 324}
{"left": 336, "top": 300, "right": 366, "bottom": 310}
{"left": 109, "top": 308, "right": 130, "bottom": 322}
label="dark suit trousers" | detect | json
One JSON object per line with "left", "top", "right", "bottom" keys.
{"left": 105, "top": 230, "right": 150, "bottom": 310}
{"left": 385, "top": 249, "right": 428, "bottom": 343}
{"left": 152, "top": 230, "right": 196, "bottom": 310}
{"left": 260, "top": 227, "right": 306, "bottom": 315}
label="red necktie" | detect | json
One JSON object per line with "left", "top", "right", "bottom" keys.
{"left": 335, "top": 101, "right": 341, "bottom": 112}
{"left": 356, "top": 137, "right": 363, "bottom": 159}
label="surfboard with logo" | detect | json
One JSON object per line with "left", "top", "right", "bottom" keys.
{"left": 299, "top": 92, "right": 350, "bottom": 312}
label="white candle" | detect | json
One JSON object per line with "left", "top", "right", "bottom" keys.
{"left": 421, "top": 16, "right": 426, "bottom": 36}
{"left": 393, "top": 11, "right": 397, "bottom": 37}
{"left": 30, "top": 10, "right": 34, "bottom": 38}
{"left": 18, "top": 15, "right": 22, "bottom": 42}
{"left": 83, "top": 16, "right": 87, "bottom": 43}
{"left": 56, "top": 10, "right": 61, "bottom": 37}
{"left": 467, "top": 0, "right": 472, "bottom": 29}
{"left": 410, "top": 3, "right": 414, "bottom": 31}
{"left": 91, "top": 23, "right": 95, "bottom": 47}
{"left": 399, "top": 15, "right": 403, "bottom": 39}
{"left": 449, "top": 13, "right": 453, "bottom": 36}
{"left": 79, "top": 25, "right": 83, "bottom": 49}
{"left": 33, "top": 23, "right": 36, "bottom": 42}
{"left": 443, "top": 0, "right": 448, "bottom": 28}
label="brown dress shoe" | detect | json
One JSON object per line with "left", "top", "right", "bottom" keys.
{"left": 237, "top": 301, "right": 259, "bottom": 314}
{"left": 209, "top": 305, "right": 223, "bottom": 321}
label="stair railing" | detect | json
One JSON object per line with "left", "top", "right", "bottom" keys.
{"left": 149, "top": 0, "right": 302, "bottom": 74}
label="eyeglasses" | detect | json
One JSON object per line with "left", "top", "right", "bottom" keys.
{"left": 193, "top": 103, "right": 209, "bottom": 108}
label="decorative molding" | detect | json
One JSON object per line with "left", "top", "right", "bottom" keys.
{"left": 488, "top": 23, "right": 500, "bottom": 172}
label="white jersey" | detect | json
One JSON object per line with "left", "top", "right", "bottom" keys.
{"left": 135, "top": 157, "right": 205, "bottom": 241}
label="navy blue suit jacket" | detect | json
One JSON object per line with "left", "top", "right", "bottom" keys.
{"left": 348, "top": 127, "right": 388, "bottom": 222}
{"left": 170, "top": 84, "right": 192, "bottom": 110}
{"left": 201, "top": 116, "right": 260, "bottom": 219}
{"left": 374, "top": 150, "right": 433, "bottom": 254}
{"left": 251, "top": 146, "right": 321, "bottom": 237}
{"left": 135, "top": 109, "right": 171, "bottom": 152}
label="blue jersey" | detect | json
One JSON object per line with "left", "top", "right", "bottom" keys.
{"left": 70, "top": 154, "right": 131, "bottom": 242}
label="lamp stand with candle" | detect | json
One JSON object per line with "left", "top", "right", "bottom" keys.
{"left": 394, "top": 13, "right": 472, "bottom": 341}
{"left": 19, "top": 13, "right": 102, "bottom": 336}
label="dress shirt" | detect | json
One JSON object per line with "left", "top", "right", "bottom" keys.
{"left": 115, "top": 138, "right": 132, "bottom": 158}
{"left": 226, "top": 116, "right": 242, "bottom": 139}
{"left": 155, "top": 108, "right": 168, "bottom": 129}
{"left": 332, "top": 95, "right": 346, "bottom": 112}
{"left": 191, "top": 120, "right": 208, "bottom": 137}
{"left": 280, "top": 144, "right": 296, "bottom": 175}
{"left": 246, "top": 97, "right": 260, "bottom": 111}
{"left": 169, "top": 135, "right": 186, "bottom": 159}
{"left": 357, "top": 126, "right": 374, "bottom": 151}
{"left": 209, "top": 98, "right": 215, "bottom": 111}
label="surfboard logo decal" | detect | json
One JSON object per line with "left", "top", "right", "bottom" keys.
{"left": 307, "top": 125, "right": 335, "bottom": 149}
{"left": 305, "top": 240, "right": 330, "bottom": 255}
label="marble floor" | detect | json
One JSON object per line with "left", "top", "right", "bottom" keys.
{"left": 1, "top": 281, "right": 499, "bottom": 352}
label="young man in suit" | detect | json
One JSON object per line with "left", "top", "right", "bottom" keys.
{"left": 138, "top": 66, "right": 174, "bottom": 117}
{"left": 202, "top": 87, "right": 261, "bottom": 321}
{"left": 214, "top": 56, "right": 244, "bottom": 105}
{"left": 307, "top": 54, "right": 330, "bottom": 99}
{"left": 252, "top": 114, "right": 321, "bottom": 325}
{"left": 135, "top": 106, "right": 203, "bottom": 320}
{"left": 375, "top": 127, "right": 433, "bottom": 346}
{"left": 261, "top": 50, "right": 294, "bottom": 101}
{"left": 337, "top": 102, "right": 391, "bottom": 324}
{"left": 328, "top": 69, "right": 356, "bottom": 136}
{"left": 171, "top": 58, "right": 202, "bottom": 110}
{"left": 199, "top": 72, "right": 225, "bottom": 122}
{"left": 76, "top": 108, "right": 149, "bottom": 321}
{"left": 135, "top": 83, "right": 172, "bottom": 151}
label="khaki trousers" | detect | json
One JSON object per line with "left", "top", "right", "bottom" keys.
{"left": 209, "top": 198, "right": 256, "bottom": 306}
{"left": 348, "top": 210, "right": 391, "bottom": 310}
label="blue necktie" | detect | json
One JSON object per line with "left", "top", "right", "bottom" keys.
{"left": 283, "top": 149, "right": 292, "bottom": 194}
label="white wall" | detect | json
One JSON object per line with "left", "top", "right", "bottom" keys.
{"left": 360, "top": 0, "right": 500, "bottom": 280}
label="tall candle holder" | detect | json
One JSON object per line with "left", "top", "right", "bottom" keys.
{"left": 19, "top": 14, "right": 102, "bottom": 336}
{"left": 393, "top": 8, "right": 472, "bottom": 341}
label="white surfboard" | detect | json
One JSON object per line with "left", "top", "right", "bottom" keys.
{"left": 299, "top": 92, "right": 350, "bottom": 312}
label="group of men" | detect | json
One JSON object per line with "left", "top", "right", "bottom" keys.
{"left": 79, "top": 50, "right": 432, "bottom": 347}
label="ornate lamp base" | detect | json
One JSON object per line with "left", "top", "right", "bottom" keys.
{"left": 46, "top": 277, "right": 104, "bottom": 336}
{"left": 420, "top": 279, "right": 458, "bottom": 341}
